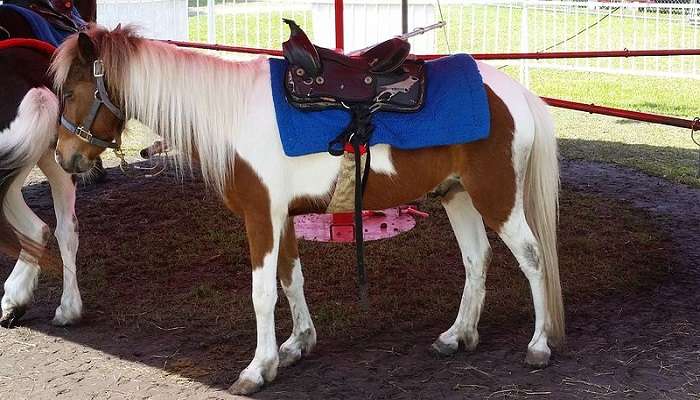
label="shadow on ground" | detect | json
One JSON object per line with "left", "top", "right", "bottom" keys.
{"left": 0, "top": 155, "right": 698, "bottom": 399}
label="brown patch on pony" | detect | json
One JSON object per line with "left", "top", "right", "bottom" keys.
{"left": 456, "top": 86, "right": 517, "bottom": 232}
{"left": 277, "top": 218, "right": 299, "bottom": 287}
{"left": 223, "top": 157, "right": 273, "bottom": 269}
{"left": 358, "top": 85, "right": 516, "bottom": 231}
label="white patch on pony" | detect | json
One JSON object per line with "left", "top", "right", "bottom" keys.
{"left": 367, "top": 144, "right": 396, "bottom": 175}
{"left": 279, "top": 258, "right": 316, "bottom": 367}
{"left": 0, "top": 88, "right": 58, "bottom": 169}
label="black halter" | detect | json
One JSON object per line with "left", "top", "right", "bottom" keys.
{"left": 60, "top": 59, "right": 124, "bottom": 150}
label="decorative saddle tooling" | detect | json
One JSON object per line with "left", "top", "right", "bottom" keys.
{"left": 1, "top": 1, "right": 86, "bottom": 46}
{"left": 279, "top": 20, "right": 491, "bottom": 305}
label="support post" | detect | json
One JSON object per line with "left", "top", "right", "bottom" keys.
{"left": 335, "top": 0, "right": 344, "bottom": 51}
{"left": 207, "top": 0, "right": 215, "bottom": 44}
{"left": 401, "top": 0, "right": 408, "bottom": 34}
{"left": 520, "top": 0, "right": 530, "bottom": 88}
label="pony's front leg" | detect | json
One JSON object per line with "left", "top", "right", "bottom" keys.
{"left": 277, "top": 218, "right": 316, "bottom": 367}
{"left": 37, "top": 152, "right": 82, "bottom": 326}
{"left": 229, "top": 210, "right": 286, "bottom": 395}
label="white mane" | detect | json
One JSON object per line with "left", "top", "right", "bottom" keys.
{"left": 53, "top": 25, "right": 266, "bottom": 194}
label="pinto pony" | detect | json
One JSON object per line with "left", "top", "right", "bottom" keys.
{"left": 50, "top": 25, "right": 564, "bottom": 394}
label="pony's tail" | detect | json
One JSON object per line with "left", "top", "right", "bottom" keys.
{"left": 0, "top": 87, "right": 58, "bottom": 259}
{"left": 522, "top": 90, "right": 565, "bottom": 347}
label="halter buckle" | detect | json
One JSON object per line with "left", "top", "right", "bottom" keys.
{"left": 75, "top": 126, "right": 94, "bottom": 143}
{"left": 93, "top": 60, "right": 105, "bottom": 78}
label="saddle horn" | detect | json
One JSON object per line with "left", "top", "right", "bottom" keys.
{"left": 282, "top": 19, "right": 321, "bottom": 77}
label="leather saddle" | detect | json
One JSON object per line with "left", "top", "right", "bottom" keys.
{"left": 5, "top": 0, "right": 85, "bottom": 33}
{"left": 282, "top": 19, "right": 425, "bottom": 112}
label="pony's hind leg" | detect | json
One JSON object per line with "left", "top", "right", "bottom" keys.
{"left": 37, "top": 151, "right": 82, "bottom": 326}
{"left": 497, "top": 209, "right": 552, "bottom": 367}
{"left": 1, "top": 166, "right": 49, "bottom": 328}
{"left": 277, "top": 218, "right": 316, "bottom": 367}
{"left": 432, "top": 189, "right": 491, "bottom": 356}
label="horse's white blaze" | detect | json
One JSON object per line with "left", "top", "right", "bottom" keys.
{"left": 38, "top": 152, "right": 82, "bottom": 325}
{"left": 279, "top": 258, "right": 316, "bottom": 366}
{"left": 436, "top": 191, "right": 490, "bottom": 352}
{"left": 0, "top": 88, "right": 58, "bottom": 170}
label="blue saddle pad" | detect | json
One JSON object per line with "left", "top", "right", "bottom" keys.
{"left": 1, "top": 4, "right": 80, "bottom": 47}
{"left": 270, "top": 53, "right": 490, "bottom": 157}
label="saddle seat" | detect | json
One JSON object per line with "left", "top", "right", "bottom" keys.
{"left": 282, "top": 19, "right": 425, "bottom": 112}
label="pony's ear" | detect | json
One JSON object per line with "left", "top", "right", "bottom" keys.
{"left": 77, "top": 32, "right": 97, "bottom": 63}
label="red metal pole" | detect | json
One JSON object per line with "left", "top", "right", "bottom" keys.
{"left": 163, "top": 40, "right": 283, "bottom": 56}
{"left": 163, "top": 40, "right": 699, "bottom": 61}
{"left": 335, "top": 0, "right": 344, "bottom": 51}
{"left": 542, "top": 97, "right": 699, "bottom": 131}
{"left": 419, "top": 48, "right": 700, "bottom": 61}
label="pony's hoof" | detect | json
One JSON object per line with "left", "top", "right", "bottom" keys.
{"left": 0, "top": 307, "right": 26, "bottom": 329}
{"left": 525, "top": 348, "right": 551, "bottom": 369}
{"left": 278, "top": 347, "right": 302, "bottom": 368}
{"left": 229, "top": 377, "right": 263, "bottom": 395}
{"left": 51, "top": 306, "right": 81, "bottom": 327}
{"left": 430, "top": 338, "right": 458, "bottom": 357}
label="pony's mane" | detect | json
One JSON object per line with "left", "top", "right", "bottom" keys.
{"left": 51, "top": 24, "right": 142, "bottom": 96}
{"left": 51, "top": 24, "right": 265, "bottom": 194}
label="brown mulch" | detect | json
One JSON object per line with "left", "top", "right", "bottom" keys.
{"left": 0, "top": 158, "right": 698, "bottom": 399}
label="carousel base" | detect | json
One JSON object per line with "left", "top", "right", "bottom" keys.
{"left": 293, "top": 206, "right": 427, "bottom": 243}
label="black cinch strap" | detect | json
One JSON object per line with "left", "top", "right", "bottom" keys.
{"left": 329, "top": 105, "right": 374, "bottom": 307}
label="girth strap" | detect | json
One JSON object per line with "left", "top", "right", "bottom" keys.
{"left": 328, "top": 105, "right": 374, "bottom": 307}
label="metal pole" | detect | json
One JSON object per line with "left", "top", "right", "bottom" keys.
{"left": 335, "top": 0, "right": 344, "bottom": 51}
{"left": 402, "top": 0, "right": 408, "bottom": 34}
{"left": 520, "top": 0, "right": 530, "bottom": 88}
{"left": 207, "top": 0, "right": 215, "bottom": 44}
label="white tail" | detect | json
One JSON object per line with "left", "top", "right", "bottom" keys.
{"left": 522, "top": 90, "right": 565, "bottom": 346}
{"left": 0, "top": 87, "right": 58, "bottom": 259}
{"left": 0, "top": 87, "right": 58, "bottom": 170}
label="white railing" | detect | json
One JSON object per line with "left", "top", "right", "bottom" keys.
{"left": 96, "top": 0, "right": 700, "bottom": 79}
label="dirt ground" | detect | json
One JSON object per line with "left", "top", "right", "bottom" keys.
{"left": 0, "top": 158, "right": 698, "bottom": 400}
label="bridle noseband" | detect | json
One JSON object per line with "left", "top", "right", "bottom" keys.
{"left": 60, "top": 59, "right": 125, "bottom": 151}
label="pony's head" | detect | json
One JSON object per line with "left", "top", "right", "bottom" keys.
{"left": 51, "top": 24, "right": 139, "bottom": 173}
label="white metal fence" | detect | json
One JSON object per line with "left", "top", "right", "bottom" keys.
{"left": 97, "top": 0, "right": 700, "bottom": 79}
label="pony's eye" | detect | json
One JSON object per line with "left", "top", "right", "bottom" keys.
{"left": 62, "top": 91, "right": 73, "bottom": 100}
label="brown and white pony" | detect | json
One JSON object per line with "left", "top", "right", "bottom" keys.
{"left": 50, "top": 25, "right": 563, "bottom": 394}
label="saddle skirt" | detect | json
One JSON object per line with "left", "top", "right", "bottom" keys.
{"left": 270, "top": 53, "right": 492, "bottom": 157}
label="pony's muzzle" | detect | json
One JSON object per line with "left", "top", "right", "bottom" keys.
{"left": 56, "top": 150, "right": 94, "bottom": 174}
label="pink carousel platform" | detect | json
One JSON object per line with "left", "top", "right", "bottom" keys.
{"left": 293, "top": 206, "right": 428, "bottom": 243}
